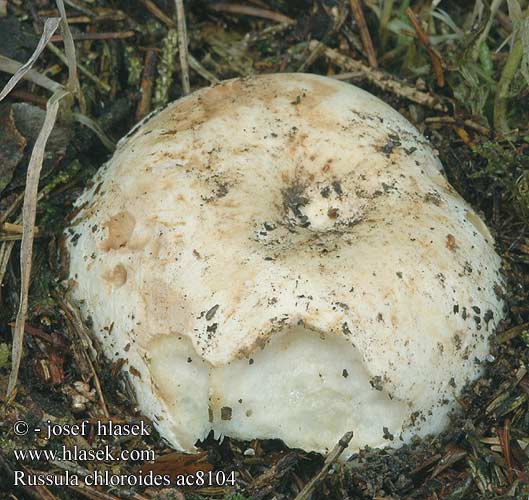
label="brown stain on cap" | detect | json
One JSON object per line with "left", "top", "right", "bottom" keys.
{"left": 101, "top": 211, "right": 136, "bottom": 251}
{"left": 102, "top": 263, "right": 128, "bottom": 287}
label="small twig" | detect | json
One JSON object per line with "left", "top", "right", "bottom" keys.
{"left": 86, "top": 354, "right": 110, "bottom": 418}
{"left": 55, "top": 292, "right": 110, "bottom": 418}
{"left": 425, "top": 116, "right": 491, "bottom": 136}
{"left": 0, "top": 55, "right": 63, "bottom": 93}
{"left": 0, "top": 192, "right": 25, "bottom": 226}
{"left": 138, "top": 0, "right": 175, "bottom": 28}
{"left": 9, "top": 89, "right": 49, "bottom": 106}
{"left": 315, "top": 42, "right": 446, "bottom": 111}
{"left": 136, "top": 49, "right": 157, "bottom": 121}
{"left": 37, "top": 12, "right": 127, "bottom": 24}
{"left": 0, "top": 18, "right": 61, "bottom": 101}
{"left": 8, "top": 321, "right": 67, "bottom": 347}
{"left": 7, "top": 87, "right": 69, "bottom": 396}
{"left": 294, "top": 431, "right": 354, "bottom": 500}
{"left": 498, "top": 419, "right": 513, "bottom": 484}
{"left": 330, "top": 71, "right": 365, "bottom": 81}
{"left": 494, "top": 322, "right": 529, "bottom": 344}
{"left": 349, "top": 0, "right": 377, "bottom": 68}
{"left": 175, "top": 0, "right": 190, "bottom": 95}
{"left": 406, "top": 8, "right": 445, "bottom": 87}
{"left": 209, "top": 3, "right": 295, "bottom": 25}
{"left": 430, "top": 447, "right": 467, "bottom": 478}
{"left": 249, "top": 452, "right": 298, "bottom": 493}
{"left": 50, "top": 30, "right": 136, "bottom": 42}
{"left": 298, "top": 7, "right": 349, "bottom": 72}
{"left": 1, "top": 222, "right": 40, "bottom": 235}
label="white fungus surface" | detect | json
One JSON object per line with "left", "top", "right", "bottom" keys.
{"left": 66, "top": 73, "right": 505, "bottom": 458}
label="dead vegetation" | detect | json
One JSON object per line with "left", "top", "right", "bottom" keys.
{"left": 0, "top": 0, "right": 529, "bottom": 499}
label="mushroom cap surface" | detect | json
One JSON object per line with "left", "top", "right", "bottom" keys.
{"left": 66, "top": 73, "right": 504, "bottom": 457}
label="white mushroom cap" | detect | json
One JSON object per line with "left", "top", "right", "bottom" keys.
{"left": 66, "top": 73, "right": 504, "bottom": 458}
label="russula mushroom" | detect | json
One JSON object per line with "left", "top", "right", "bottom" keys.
{"left": 65, "top": 73, "right": 504, "bottom": 458}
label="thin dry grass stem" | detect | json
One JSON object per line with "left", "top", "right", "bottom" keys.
{"left": 315, "top": 42, "right": 446, "bottom": 110}
{"left": 56, "top": 0, "right": 84, "bottom": 112}
{"left": 138, "top": 0, "right": 175, "bottom": 28}
{"left": 63, "top": 0, "right": 96, "bottom": 17}
{"left": 6, "top": 87, "right": 69, "bottom": 396}
{"left": 349, "top": 0, "right": 378, "bottom": 68}
{"left": 473, "top": 0, "right": 505, "bottom": 60}
{"left": 72, "top": 112, "right": 116, "bottom": 151}
{"left": 50, "top": 30, "right": 135, "bottom": 42}
{"left": 406, "top": 8, "right": 445, "bottom": 87}
{"left": 188, "top": 54, "right": 220, "bottom": 84}
{"left": 56, "top": 292, "right": 110, "bottom": 418}
{"left": 175, "top": 0, "right": 190, "bottom": 95}
{"left": 0, "top": 18, "right": 61, "bottom": 101}
{"left": 209, "top": 3, "right": 295, "bottom": 25}
{"left": 294, "top": 431, "right": 354, "bottom": 500}
{"left": 0, "top": 54, "right": 63, "bottom": 93}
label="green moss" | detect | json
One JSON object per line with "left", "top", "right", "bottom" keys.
{"left": 0, "top": 343, "right": 9, "bottom": 369}
{"left": 471, "top": 140, "right": 529, "bottom": 219}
